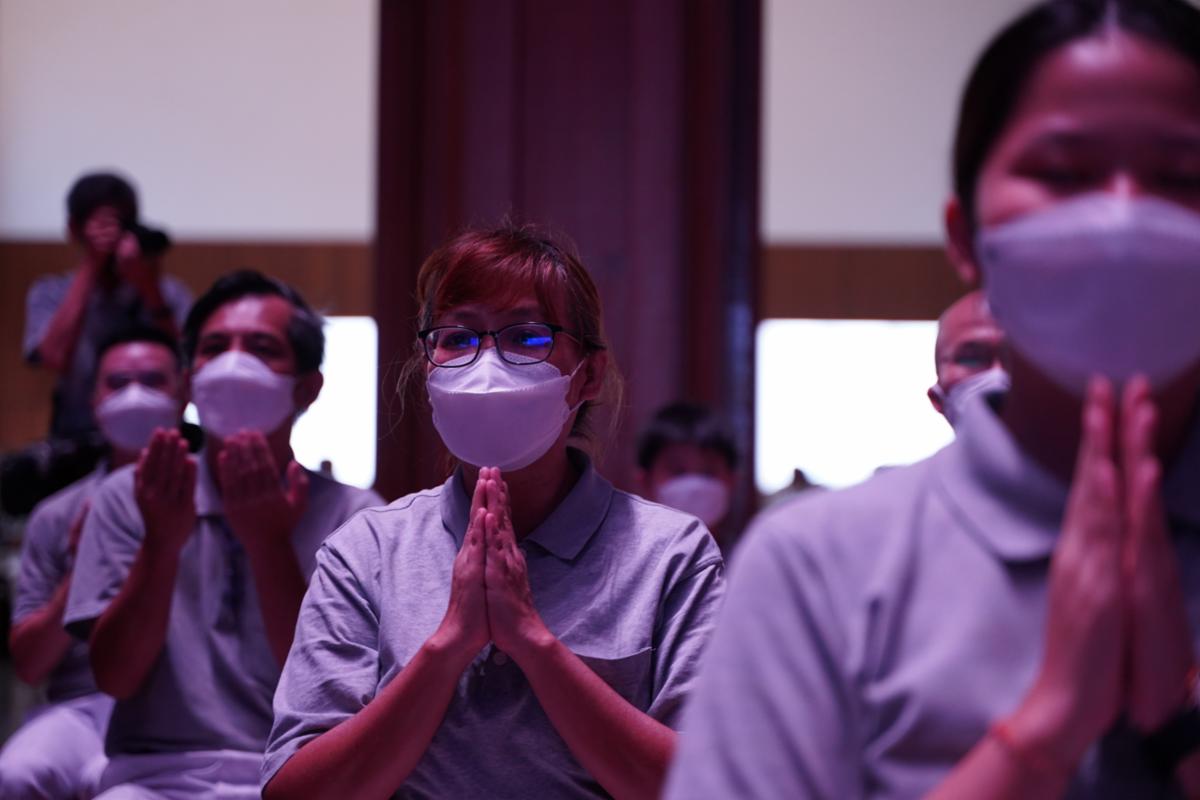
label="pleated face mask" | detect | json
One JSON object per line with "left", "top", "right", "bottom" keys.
{"left": 978, "top": 194, "right": 1200, "bottom": 394}
{"left": 191, "top": 351, "right": 297, "bottom": 438}
{"left": 95, "top": 382, "right": 181, "bottom": 452}
{"left": 427, "top": 348, "right": 583, "bottom": 471}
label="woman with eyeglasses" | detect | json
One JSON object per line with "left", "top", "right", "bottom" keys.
{"left": 260, "top": 225, "right": 725, "bottom": 799}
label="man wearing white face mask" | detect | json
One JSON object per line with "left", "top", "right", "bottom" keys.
{"left": 1, "top": 325, "right": 185, "bottom": 799}
{"left": 636, "top": 402, "right": 739, "bottom": 547}
{"left": 928, "top": 290, "right": 1010, "bottom": 429}
{"left": 64, "top": 270, "right": 383, "bottom": 799}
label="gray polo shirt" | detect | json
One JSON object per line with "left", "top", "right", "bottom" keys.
{"left": 665, "top": 392, "right": 1200, "bottom": 799}
{"left": 23, "top": 271, "right": 192, "bottom": 440}
{"left": 13, "top": 466, "right": 107, "bottom": 703}
{"left": 63, "top": 454, "right": 383, "bottom": 756}
{"left": 262, "top": 450, "right": 725, "bottom": 797}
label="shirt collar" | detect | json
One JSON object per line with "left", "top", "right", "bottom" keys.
{"left": 935, "top": 391, "right": 1071, "bottom": 563}
{"left": 937, "top": 391, "right": 1200, "bottom": 563}
{"left": 439, "top": 448, "right": 613, "bottom": 561}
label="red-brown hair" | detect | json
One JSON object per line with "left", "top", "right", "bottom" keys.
{"left": 400, "top": 223, "right": 622, "bottom": 443}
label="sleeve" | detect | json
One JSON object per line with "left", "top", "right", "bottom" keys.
{"left": 63, "top": 474, "right": 146, "bottom": 639}
{"left": 661, "top": 520, "right": 863, "bottom": 800}
{"left": 161, "top": 276, "right": 193, "bottom": 328}
{"left": 261, "top": 539, "right": 381, "bottom": 788}
{"left": 647, "top": 526, "right": 725, "bottom": 728}
{"left": 12, "top": 500, "right": 71, "bottom": 624}
{"left": 22, "top": 275, "right": 67, "bottom": 362}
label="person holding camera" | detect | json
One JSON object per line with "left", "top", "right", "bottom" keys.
{"left": 22, "top": 172, "right": 192, "bottom": 446}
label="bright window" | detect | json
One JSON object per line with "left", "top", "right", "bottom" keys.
{"left": 755, "top": 319, "right": 954, "bottom": 493}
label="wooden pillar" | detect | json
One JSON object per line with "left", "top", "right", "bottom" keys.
{"left": 374, "top": 0, "right": 760, "bottom": 515}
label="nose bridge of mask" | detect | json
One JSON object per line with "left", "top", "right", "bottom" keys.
{"left": 430, "top": 347, "right": 573, "bottom": 393}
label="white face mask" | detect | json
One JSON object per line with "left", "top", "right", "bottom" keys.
{"left": 427, "top": 348, "right": 583, "bottom": 471}
{"left": 931, "top": 367, "right": 1011, "bottom": 430}
{"left": 655, "top": 474, "right": 730, "bottom": 529}
{"left": 978, "top": 194, "right": 1200, "bottom": 395}
{"left": 95, "top": 383, "right": 181, "bottom": 452}
{"left": 191, "top": 351, "right": 297, "bottom": 438}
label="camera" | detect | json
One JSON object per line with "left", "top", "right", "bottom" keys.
{"left": 127, "top": 221, "right": 172, "bottom": 258}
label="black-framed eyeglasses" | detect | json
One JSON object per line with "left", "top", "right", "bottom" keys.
{"left": 418, "top": 322, "right": 580, "bottom": 367}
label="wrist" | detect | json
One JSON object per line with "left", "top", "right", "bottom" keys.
{"left": 426, "top": 624, "right": 484, "bottom": 670}
{"left": 1008, "top": 689, "right": 1086, "bottom": 772}
{"left": 505, "top": 623, "right": 559, "bottom": 672}
{"left": 141, "top": 528, "right": 187, "bottom": 561}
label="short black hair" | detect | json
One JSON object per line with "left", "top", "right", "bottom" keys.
{"left": 182, "top": 269, "right": 325, "bottom": 373}
{"left": 95, "top": 325, "right": 183, "bottom": 371}
{"left": 953, "top": 0, "right": 1200, "bottom": 230}
{"left": 66, "top": 172, "right": 139, "bottom": 229}
{"left": 636, "top": 402, "right": 739, "bottom": 471}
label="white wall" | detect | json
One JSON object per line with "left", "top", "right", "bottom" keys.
{"left": 0, "top": 0, "right": 376, "bottom": 240}
{"left": 762, "top": 0, "right": 1035, "bottom": 244}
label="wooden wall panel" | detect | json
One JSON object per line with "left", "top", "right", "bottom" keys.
{"left": 0, "top": 240, "right": 371, "bottom": 452}
{"left": 760, "top": 243, "right": 967, "bottom": 320}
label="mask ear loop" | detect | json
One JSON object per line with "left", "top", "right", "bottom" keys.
{"left": 564, "top": 355, "right": 590, "bottom": 414}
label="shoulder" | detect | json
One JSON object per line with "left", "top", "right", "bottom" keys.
{"left": 159, "top": 274, "right": 193, "bottom": 304}
{"left": 27, "top": 471, "right": 98, "bottom": 528}
{"left": 607, "top": 489, "right": 724, "bottom": 575}
{"left": 25, "top": 272, "right": 71, "bottom": 303}
{"left": 321, "top": 483, "right": 447, "bottom": 559}
{"left": 306, "top": 472, "right": 386, "bottom": 516}
{"left": 740, "top": 454, "right": 945, "bottom": 589}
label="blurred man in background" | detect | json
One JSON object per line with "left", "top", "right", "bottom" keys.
{"left": 927, "top": 290, "right": 1008, "bottom": 429}
{"left": 0, "top": 325, "right": 186, "bottom": 799}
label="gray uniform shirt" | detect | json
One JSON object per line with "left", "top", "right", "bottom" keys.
{"left": 665, "top": 392, "right": 1200, "bottom": 799}
{"left": 23, "top": 271, "right": 192, "bottom": 439}
{"left": 262, "top": 450, "right": 725, "bottom": 798}
{"left": 13, "top": 466, "right": 107, "bottom": 702}
{"left": 63, "top": 455, "right": 383, "bottom": 756}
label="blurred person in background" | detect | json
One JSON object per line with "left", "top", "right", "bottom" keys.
{"left": 24, "top": 172, "right": 189, "bottom": 445}
{"left": 666, "top": 0, "right": 1200, "bottom": 796}
{"left": 64, "top": 271, "right": 382, "bottom": 799}
{"left": 0, "top": 325, "right": 186, "bottom": 800}
{"left": 928, "top": 289, "right": 1009, "bottom": 429}
{"left": 636, "top": 402, "right": 740, "bottom": 549}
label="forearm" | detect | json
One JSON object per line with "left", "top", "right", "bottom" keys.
{"left": 36, "top": 268, "right": 96, "bottom": 372}
{"left": 9, "top": 578, "right": 74, "bottom": 685}
{"left": 134, "top": 271, "right": 178, "bottom": 338}
{"left": 244, "top": 539, "right": 308, "bottom": 665}
{"left": 264, "top": 632, "right": 474, "bottom": 800}
{"left": 90, "top": 540, "right": 181, "bottom": 699}
{"left": 517, "top": 637, "right": 676, "bottom": 800}
{"left": 926, "top": 707, "right": 1074, "bottom": 800}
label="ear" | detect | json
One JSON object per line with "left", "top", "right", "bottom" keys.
{"left": 944, "top": 197, "right": 981, "bottom": 288}
{"left": 578, "top": 350, "right": 608, "bottom": 403}
{"left": 294, "top": 371, "right": 324, "bottom": 413}
{"left": 928, "top": 385, "right": 945, "bottom": 414}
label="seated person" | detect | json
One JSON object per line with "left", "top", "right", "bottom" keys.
{"left": 65, "top": 271, "right": 383, "bottom": 799}
{"left": 1, "top": 326, "right": 186, "bottom": 800}
{"left": 23, "top": 171, "right": 190, "bottom": 445}
{"left": 261, "top": 226, "right": 725, "bottom": 799}
{"left": 927, "top": 289, "right": 1009, "bottom": 428}
{"left": 636, "top": 402, "right": 739, "bottom": 547}
{"left": 666, "top": 0, "right": 1200, "bottom": 796}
